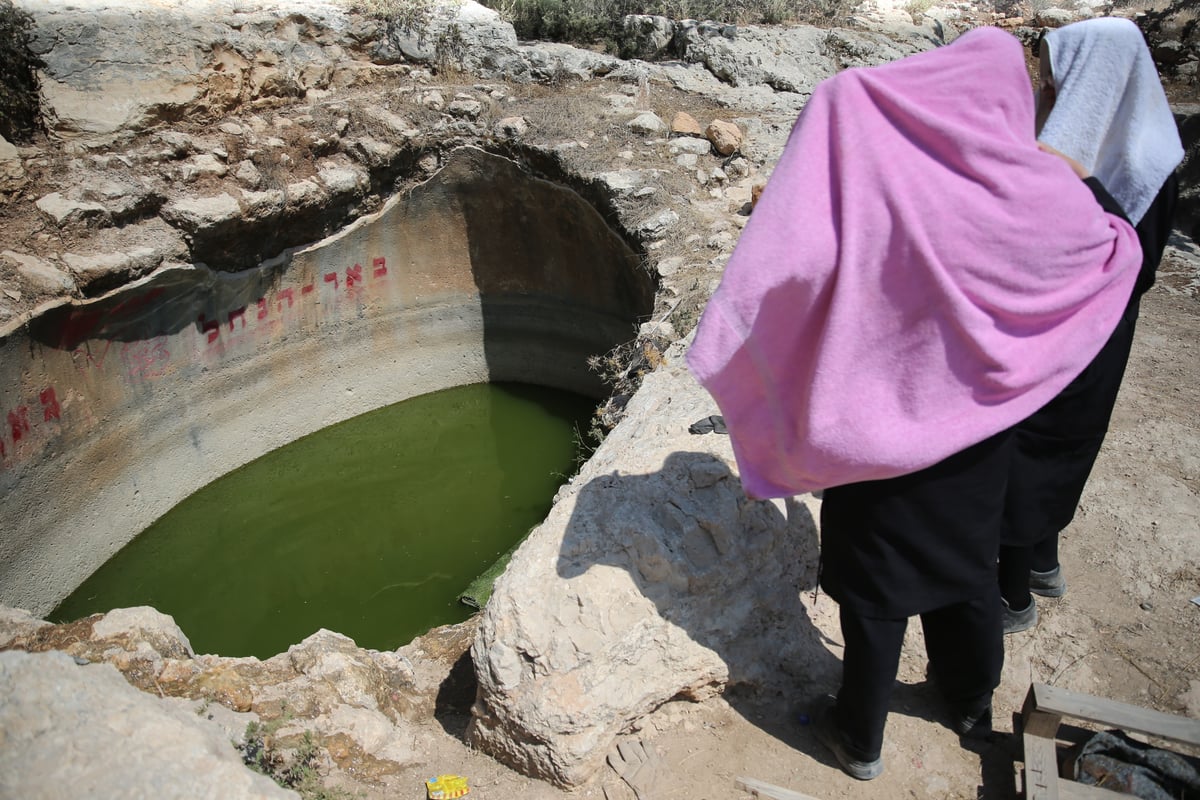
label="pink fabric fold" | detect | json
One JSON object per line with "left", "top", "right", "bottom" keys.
{"left": 686, "top": 27, "right": 1143, "bottom": 499}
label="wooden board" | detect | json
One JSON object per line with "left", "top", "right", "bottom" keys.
{"left": 1020, "top": 682, "right": 1200, "bottom": 800}
{"left": 735, "top": 776, "right": 823, "bottom": 800}
{"left": 1029, "top": 683, "right": 1200, "bottom": 748}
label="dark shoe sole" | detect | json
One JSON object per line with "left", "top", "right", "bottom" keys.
{"left": 1003, "top": 598, "right": 1038, "bottom": 635}
{"left": 1030, "top": 566, "right": 1066, "bottom": 598}
{"left": 812, "top": 703, "right": 884, "bottom": 781}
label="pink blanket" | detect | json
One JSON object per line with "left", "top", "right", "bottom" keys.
{"left": 686, "top": 27, "right": 1142, "bottom": 499}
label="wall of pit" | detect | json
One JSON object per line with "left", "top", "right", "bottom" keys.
{"left": 0, "top": 147, "right": 654, "bottom": 616}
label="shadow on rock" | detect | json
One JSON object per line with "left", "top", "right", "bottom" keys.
{"left": 467, "top": 449, "right": 841, "bottom": 788}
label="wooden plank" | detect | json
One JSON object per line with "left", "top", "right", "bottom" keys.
{"left": 735, "top": 776, "right": 823, "bottom": 800}
{"left": 1031, "top": 683, "right": 1200, "bottom": 748}
{"left": 1057, "top": 778, "right": 1138, "bottom": 799}
{"left": 1023, "top": 731, "right": 1061, "bottom": 800}
{"left": 1022, "top": 685, "right": 1065, "bottom": 738}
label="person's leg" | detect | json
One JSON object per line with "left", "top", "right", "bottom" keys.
{"left": 1031, "top": 533, "right": 1060, "bottom": 573}
{"left": 921, "top": 590, "right": 1003, "bottom": 734}
{"left": 835, "top": 605, "right": 907, "bottom": 761}
{"left": 998, "top": 543, "right": 1033, "bottom": 610}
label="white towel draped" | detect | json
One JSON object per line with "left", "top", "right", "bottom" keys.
{"left": 1039, "top": 17, "right": 1184, "bottom": 225}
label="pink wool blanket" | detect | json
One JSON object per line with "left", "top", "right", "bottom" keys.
{"left": 687, "top": 27, "right": 1143, "bottom": 499}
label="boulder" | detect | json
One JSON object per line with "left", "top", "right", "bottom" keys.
{"left": 468, "top": 362, "right": 837, "bottom": 787}
{"left": 0, "top": 650, "right": 296, "bottom": 799}
{"left": 620, "top": 15, "right": 676, "bottom": 60}
{"left": 18, "top": 0, "right": 358, "bottom": 140}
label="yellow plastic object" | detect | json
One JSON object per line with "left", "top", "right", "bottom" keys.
{"left": 426, "top": 774, "right": 470, "bottom": 799}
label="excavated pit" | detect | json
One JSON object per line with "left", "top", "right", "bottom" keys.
{"left": 0, "top": 146, "right": 656, "bottom": 628}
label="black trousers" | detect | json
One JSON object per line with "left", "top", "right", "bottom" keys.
{"left": 998, "top": 295, "right": 1140, "bottom": 608}
{"left": 835, "top": 590, "right": 1003, "bottom": 761}
{"left": 820, "top": 431, "right": 1011, "bottom": 761}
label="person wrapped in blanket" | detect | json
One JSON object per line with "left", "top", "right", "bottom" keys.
{"left": 997, "top": 17, "right": 1183, "bottom": 635}
{"left": 686, "top": 27, "right": 1143, "bottom": 780}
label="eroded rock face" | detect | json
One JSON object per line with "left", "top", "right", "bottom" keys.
{"left": 0, "top": 649, "right": 297, "bottom": 800}
{"left": 0, "top": 603, "right": 478, "bottom": 786}
{"left": 467, "top": 359, "right": 840, "bottom": 787}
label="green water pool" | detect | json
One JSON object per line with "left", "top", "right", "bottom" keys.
{"left": 51, "top": 382, "right": 596, "bottom": 658}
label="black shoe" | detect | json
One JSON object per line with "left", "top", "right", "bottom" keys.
{"left": 1030, "top": 566, "right": 1066, "bottom": 598}
{"left": 812, "top": 701, "right": 884, "bottom": 780}
{"left": 953, "top": 701, "right": 993, "bottom": 739}
{"left": 1003, "top": 597, "right": 1037, "bottom": 635}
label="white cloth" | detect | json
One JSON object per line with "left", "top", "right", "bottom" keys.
{"left": 1039, "top": 16, "right": 1183, "bottom": 224}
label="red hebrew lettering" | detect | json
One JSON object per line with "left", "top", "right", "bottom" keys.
{"left": 257, "top": 298, "right": 269, "bottom": 320}
{"left": 323, "top": 272, "right": 339, "bottom": 290}
{"left": 122, "top": 338, "right": 171, "bottom": 380}
{"left": 40, "top": 387, "right": 61, "bottom": 422}
{"left": 346, "top": 264, "right": 363, "bottom": 287}
{"left": 228, "top": 306, "right": 247, "bottom": 331}
{"left": 372, "top": 256, "right": 387, "bottom": 278}
{"left": 72, "top": 340, "right": 112, "bottom": 373}
{"left": 301, "top": 284, "right": 314, "bottom": 295}
{"left": 8, "top": 407, "right": 30, "bottom": 441}
{"left": 278, "top": 288, "right": 295, "bottom": 309}
{"left": 198, "top": 314, "right": 220, "bottom": 344}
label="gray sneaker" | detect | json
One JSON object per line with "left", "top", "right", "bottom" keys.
{"left": 1030, "top": 566, "right": 1066, "bottom": 598}
{"left": 1003, "top": 597, "right": 1038, "bottom": 635}
{"left": 812, "top": 702, "right": 884, "bottom": 780}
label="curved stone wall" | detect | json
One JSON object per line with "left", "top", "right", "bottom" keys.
{"left": 0, "top": 147, "right": 654, "bottom": 616}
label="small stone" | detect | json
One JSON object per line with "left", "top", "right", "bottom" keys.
{"left": 671, "top": 111, "right": 704, "bottom": 137}
{"left": 1140, "top": 602, "right": 1154, "bottom": 611}
{"left": 448, "top": 99, "right": 483, "bottom": 120}
{"left": 706, "top": 119, "right": 743, "bottom": 156}
{"left": 627, "top": 112, "right": 667, "bottom": 135}
{"left": 493, "top": 116, "right": 529, "bottom": 139}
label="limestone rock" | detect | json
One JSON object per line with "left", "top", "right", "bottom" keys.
{"left": 35, "top": 191, "right": 111, "bottom": 229}
{"left": 62, "top": 247, "right": 163, "bottom": 293}
{"left": 669, "top": 137, "right": 712, "bottom": 156}
{"left": 636, "top": 209, "right": 679, "bottom": 239}
{"left": 19, "top": 0, "right": 359, "bottom": 140}
{"left": 385, "top": 0, "right": 528, "bottom": 81}
{"left": 179, "top": 153, "right": 229, "bottom": 182}
{"left": 0, "top": 605, "right": 51, "bottom": 648}
{"left": 449, "top": 98, "right": 484, "bottom": 120}
{"left": 671, "top": 111, "right": 705, "bottom": 137}
{"left": 468, "top": 362, "right": 834, "bottom": 787}
{"left": 0, "top": 650, "right": 296, "bottom": 800}
{"left": 0, "top": 136, "right": 27, "bottom": 195}
{"left": 1034, "top": 8, "right": 1078, "bottom": 27}
{"left": 161, "top": 192, "right": 243, "bottom": 233}
{"left": 628, "top": 112, "right": 668, "bottom": 136}
{"left": 620, "top": 15, "right": 676, "bottom": 60}
{"left": 520, "top": 42, "right": 621, "bottom": 82}
{"left": 493, "top": 116, "right": 530, "bottom": 139}
{"left": 2, "top": 251, "right": 76, "bottom": 295}
{"left": 705, "top": 120, "right": 743, "bottom": 156}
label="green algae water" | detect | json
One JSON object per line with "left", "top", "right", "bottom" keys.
{"left": 51, "top": 382, "right": 595, "bottom": 658}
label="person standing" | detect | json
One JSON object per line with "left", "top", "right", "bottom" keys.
{"left": 998, "top": 17, "right": 1184, "bottom": 634}
{"left": 686, "top": 26, "right": 1144, "bottom": 780}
